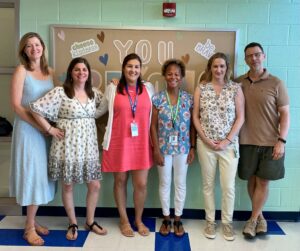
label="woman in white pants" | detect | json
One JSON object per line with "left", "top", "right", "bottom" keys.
{"left": 193, "top": 52, "right": 245, "bottom": 241}
{"left": 151, "top": 59, "right": 195, "bottom": 237}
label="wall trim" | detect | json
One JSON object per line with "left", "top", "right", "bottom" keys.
{"left": 26, "top": 206, "right": 300, "bottom": 222}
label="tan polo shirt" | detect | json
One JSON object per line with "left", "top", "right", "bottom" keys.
{"left": 235, "top": 69, "right": 289, "bottom": 146}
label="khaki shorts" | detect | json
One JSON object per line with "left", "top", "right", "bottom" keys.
{"left": 238, "top": 145, "right": 285, "bottom": 180}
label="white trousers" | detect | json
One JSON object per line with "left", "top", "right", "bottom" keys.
{"left": 197, "top": 139, "right": 238, "bottom": 223}
{"left": 157, "top": 154, "right": 188, "bottom": 217}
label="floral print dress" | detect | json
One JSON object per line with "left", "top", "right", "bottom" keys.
{"left": 30, "top": 86, "right": 104, "bottom": 184}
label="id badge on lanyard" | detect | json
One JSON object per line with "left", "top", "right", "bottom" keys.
{"left": 131, "top": 121, "right": 139, "bottom": 137}
{"left": 126, "top": 83, "right": 139, "bottom": 137}
{"left": 168, "top": 131, "right": 179, "bottom": 146}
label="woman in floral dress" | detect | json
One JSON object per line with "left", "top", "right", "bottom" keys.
{"left": 30, "top": 57, "right": 107, "bottom": 240}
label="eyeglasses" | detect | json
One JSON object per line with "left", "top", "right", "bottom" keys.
{"left": 245, "top": 52, "right": 263, "bottom": 59}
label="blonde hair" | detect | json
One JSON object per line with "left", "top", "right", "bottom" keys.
{"left": 18, "top": 32, "right": 49, "bottom": 75}
{"left": 204, "top": 52, "right": 231, "bottom": 83}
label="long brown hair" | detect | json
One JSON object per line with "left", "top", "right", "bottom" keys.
{"left": 204, "top": 52, "right": 231, "bottom": 83}
{"left": 18, "top": 32, "right": 49, "bottom": 75}
{"left": 63, "top": 57, "right": 94, "bottom": 99}
{"left": 117, "top": 53, "right": 143, "bottom": 95}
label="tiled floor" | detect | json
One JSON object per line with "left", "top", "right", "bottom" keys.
{"left": 0, "top": 215, "right": 299, "bottom": 251}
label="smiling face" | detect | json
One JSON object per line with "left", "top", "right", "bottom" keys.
{"left": 71, "top": 62, "right": 89, "bottom": 85}
{"left": 211, "top": 57, "right": 227, "bottom": 82}
{"left": 245, "top": 46, "right": 265, "bottom": 72}
{"left": 24, "top": 37, "right": 43, "bottom": 61}
{"left": 123, "top": 59, "right": 141, "bottom": 85}
{"left": 164, "top": 64, "right": 182, "bottom": 90}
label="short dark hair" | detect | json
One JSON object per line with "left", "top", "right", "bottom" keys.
{"left": 63, "top": 57, "right": 94, "bottom": 99}
{"left": 161, "top": 59, "right": 186, "bottom": 78}
{"left": 244, "top": 42, "right": 264, "bottom": 54}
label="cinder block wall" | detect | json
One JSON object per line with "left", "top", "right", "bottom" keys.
{"left": 18, "top": 0, "right": 300, "bottom": 213}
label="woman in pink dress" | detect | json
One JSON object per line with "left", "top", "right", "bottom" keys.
{"left": 102, "top": 53, "right": 154, "bottom": 237}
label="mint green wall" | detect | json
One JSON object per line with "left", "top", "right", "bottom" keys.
{"left": 19, "top": 0, "right": 300, "bottom": 212}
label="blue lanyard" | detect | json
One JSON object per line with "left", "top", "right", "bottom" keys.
{"left": 125, "top": 83, "right": 139, "bottom": 119}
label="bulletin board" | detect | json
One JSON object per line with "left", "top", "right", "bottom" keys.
{"left": 50, "top": 25, "right": 238, "bottom": 144}
{"left": 51, "top": 25, "right": 238, "bottom": 93}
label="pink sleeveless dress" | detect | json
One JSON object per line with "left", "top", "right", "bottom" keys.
{"left": 102, "top": 85, "right": 153, "bottom": 172}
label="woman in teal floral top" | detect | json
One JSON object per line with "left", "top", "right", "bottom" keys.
{"left": 151, "top": 59, "right": 195, "bottom": 237}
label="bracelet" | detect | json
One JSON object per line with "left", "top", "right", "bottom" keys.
{"left": 226, "top": 137, "right": 233, "bottom": 144}
{"left": 190, "top": 145, "right": 195, "bottom": 149}
{"left": 278, "top": 137, "right": 286, "bottom": 144}
{"left": 47, "top": 125, "right": 52, "bottom": 133}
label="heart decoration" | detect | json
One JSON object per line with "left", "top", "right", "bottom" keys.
{"left": 99, "top": 53, "right": 108, "bottom": 66}
{"left": 57, "top": 30, "right": 65, "bottom": 41}
{"left": 97, "top": 31, "right": 105, "bottom": 43}
{"left": 181, "top": 53, "right": 190, "bottom": 65}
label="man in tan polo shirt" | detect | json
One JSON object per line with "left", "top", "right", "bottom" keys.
{"left": 235, "top": 42, "right": 290, "bottom": 239}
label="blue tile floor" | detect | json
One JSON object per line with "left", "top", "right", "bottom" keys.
{"left": 0, "top": 216, "right": 299, "bottom": 251}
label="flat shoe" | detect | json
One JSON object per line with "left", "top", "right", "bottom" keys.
{"left": 66, "top": 224, "right": 78, "bottom": 240}
{"left": 135, "top": 222, "right": 150, "bottom": 236}
{"left": 159, "top": 219, "right": 171, "bottom": 236}
{"left": 35, "top": 224, "right": 49, "bottom": 235}
{"left": 119, "top": 223, "right": 135, "bottom": 237}
{"left": 173, "top": 220, "right": 185, "bottom": 237}
{"left": 23, "top": 227, "right": 44, "bottom": 246}
{"left": 85, "top": 221, "right": 107, "bottom": 235}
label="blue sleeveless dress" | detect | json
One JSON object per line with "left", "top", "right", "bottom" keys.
{"left": 10, "top": 72, "right": 56, "bottom": 206}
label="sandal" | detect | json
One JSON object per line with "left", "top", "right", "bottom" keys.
{"left": 159, "top": 219, "right": 171, "bottom": 236}
{"left": 119, "top": 222, "right": 135, "bottom": 237}
{"left": 35, "top": 223, "right": 49, "bottom": 235}
{"left": 66, "top": 224, "right": 78, "bottom": 240}
{"left": 23, "top": 227, "right": 44, "bottom": 246}
{"left": 85, "top": 221, "right": 107, "bottom": 235}
{"left": 173, "top": 220, "right": 185, "bottom": 237}
{"left": 135, "top": 222, "right": 150, "bottom": 236}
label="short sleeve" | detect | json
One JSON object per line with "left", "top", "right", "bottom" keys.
{"left": 30, "top": 87, "right": 63, "bottom": 122}
{"left": 181, "top": 91, "right": 193, "bottom": 109}
{"left": 152, "top": 93, "right": 161, "bottom": 108}
{"left": 277, "top": 80, "right": 289, "bottom": 107}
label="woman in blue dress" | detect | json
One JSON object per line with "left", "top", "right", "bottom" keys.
{"left": 10, "top": 32, "right": 55, "bottom": 246}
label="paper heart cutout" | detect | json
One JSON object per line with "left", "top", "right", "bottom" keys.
{"left": 99, "top": 53, "right": 108, "bottom": 66}
{"left": 57, "top": 30, "right": 65, "bottom": 41}
{"left": 181, "top": 53, "right": 190, "bottom": 65}
{"left": 97, "top": 31, "right": 105, "bottom": 43}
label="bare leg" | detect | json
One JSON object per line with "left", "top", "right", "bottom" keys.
{"left": 132, "top": 169, "right": 149, "bottom": 236}
{"left": 132, "top": 169, "right": 148, "bottom": 225}
{"left": 62, "top": 183, "right": 78, "bottom": 240}
{"left": 26, "top": 205, "right": 39, "bottom": 229}
{"left": 114, "top": 172, "right": 129, "bottom": 224}
{"left": 86, "top": 180, "right": 100, "bottom": 224}
{"left": 114, "top": 172, "right": 134, "bottom": 237}
{"left": 248, "top": 176, "right": 269, "bottom": 220}
{"left": 23, "top": 205, "right": 44, "bottom": 245}
{"left": 85, "top": 180, "right": 107, "bottom": 235}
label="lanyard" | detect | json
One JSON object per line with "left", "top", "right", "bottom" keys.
{"left": 125, "top": 83, "right": 139, "bottom": 119}
{"left": 165, "top": 90, "right": 181, "bottom": 128}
